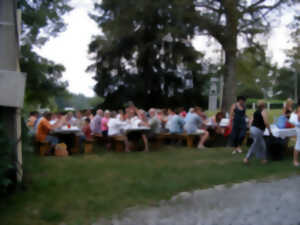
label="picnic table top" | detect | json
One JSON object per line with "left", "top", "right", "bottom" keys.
{"left": 51, "top": 126, "right": 81, "bottom": 135}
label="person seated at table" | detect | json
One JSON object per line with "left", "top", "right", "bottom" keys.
{"left": 283, "top": 98, "right": 294, "bottom": 114}
{"left": 36, "top": 112, "right": 61, "bottom": 153}
{"left": 244, "top": 100, "right": 271, "bottom": 164}
{"left": 210, "top": 112, "right": 226, "bottom": 135}
{"left": 74, "top": 111, "right": 85, "bottom": 130}
{"left": 27, "top": 111, "right": 38, "bottom": 129}
{"left": 65, "top": 111, "right": 76, "bottom": 126}
{"left": 91, "top": 109, "right": 103, "bottom": 137}
{"left": 79, "top": 118, "right": 93, "bottom": 153}
{"left": 184, "top": 107, "right": 209, "bottom": 149}
{"left": 27, "top": 111, "right": 39, "bottom": 135}
{"left": 148, "top": 108, "right": 162, "bottom": 134}
{"left": 168, "top": 108, "right": 185, "bottom": 134}
{"left": 101, "top": 110, "right": 110, "bottom": 137}
{"left": 126, "top": 108, "right": 150, "bottom": 152}
{"left": 179, "top": 107, "right": 187, "bottom": 118}
{"left": 276, "top": 110, "right": 293, "bottom": 129}
{"left": 108, "top": 112, "right": 130, "bottom": 152}
{"left": 157, "top": 109, "right": 168, "bottom": 132}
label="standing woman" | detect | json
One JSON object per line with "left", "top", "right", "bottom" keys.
{"left": 230, "top": 96, "right": 247, "bottom": 154}
{"left": 244, "top": 100, "right": 271, "bottom": 164}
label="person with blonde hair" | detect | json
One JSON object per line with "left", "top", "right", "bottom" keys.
{"left": 283, "top": 98, "right": 294, "bottom": 114}
{"left": 244, "top": 100, "right": 271, "bottom": 164}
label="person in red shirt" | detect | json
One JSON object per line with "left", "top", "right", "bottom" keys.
{"left": 82, "top": 118, "right": 93, "bottom": 141}
{"left": 79, "top": 118, "right": 93, "bottom": 153}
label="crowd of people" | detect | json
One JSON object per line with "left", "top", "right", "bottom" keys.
{"left": 27, "top": 104, "right": 227, "bottom": 153}
{"left": 26, "top": 97, "right": 300, "bottom": 167}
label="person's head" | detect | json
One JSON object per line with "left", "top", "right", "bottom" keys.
{"left": 44, "top": 112, "right": 52, "bottom": 121}
{"left": 76, "top": 111, "right": 82, "bottom": 118}
{"left": 195, "top": 107, "right": 203, "bottom": 116}
{"left": 110, "top": 111, "right": 117, "bottom": 119}
{"left": 127, "top": 109, "right": 136, "bottom": 118}
{"left": 104, "top": 110, "right": 110, "bottom": 118}
{"left": 286, "top": 98, "right": 294, "bottom": 108}
{"left": 86, "top": 109, "right": 92, "bottom": 116}
{"left": 149, "top": 108, "right": 156, "bottom": 118}
{"left": 285, "top": 109, "right": 292, "bottom": 119}
{"left": 174, "top": 108, "right": 181, "bottom": 115}
{"left": 67, "top": 111, "right": 73, "bottom": 119}
{"left": 237, "top": 96, "right": 246, "bottom": 105}
{"left": 215, "top": 112, "right": 225, "bottom": 123}
{"left": 257, "top": 100, "right": 266, "bottom": 111}
{"left": 30, "top": 111, "right": 38, "bottom": 117}
{"left": 96, "top": 109, "right": 104, "bottom": 117}
{"left": 84, "top": 118, "right": 91, "bottom": 125}
{"left": 189, "top": 108, "right": 195, "bottom": 113}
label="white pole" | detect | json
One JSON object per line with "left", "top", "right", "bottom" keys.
{"left": 0, "top": 0, "right": 22, "bottom": 182}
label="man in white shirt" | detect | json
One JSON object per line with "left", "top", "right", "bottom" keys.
{"left": 91, "top": 109, "right": 103, "bottom": 137}
{"left": 108, "top": 112, "right": 130, "bottom": 152}
{"left": 125, "top": 108, "right": 150, "bottom": 152}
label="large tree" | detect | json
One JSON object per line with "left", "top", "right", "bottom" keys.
{"left": 88, "top": 0, "right": 207, "bottom": 109}
{"left": 195, "top": 0, "right": 293, "bottom": 111}
{"left": 236, "top": 46, "right": 274, "bottom": 98}
{"left": 18, "top": 0, "right": 72, "bottom": 107}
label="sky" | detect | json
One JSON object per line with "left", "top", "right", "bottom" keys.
{"left": 36, "top": 0, "right": 298, "bottom": 97}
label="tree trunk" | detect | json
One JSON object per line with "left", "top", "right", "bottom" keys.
{"left": 222, "top": 44, "right": 237, "bottom": 113}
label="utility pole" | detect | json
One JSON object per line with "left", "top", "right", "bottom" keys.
{"left": 0, "top": 0, "right": 26, "bottom": 183}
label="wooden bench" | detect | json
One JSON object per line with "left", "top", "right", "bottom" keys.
{"left": 94, "top": 135, "right": 126, "bottom": 152}
{"left": 154, "top": 133, "right": 199, "bottom": 148}
{"left": 84, "top": 140, "right": 94, "bottom": 154}
{"left": 35, "top": 141, "right": 51, "bottom": 156}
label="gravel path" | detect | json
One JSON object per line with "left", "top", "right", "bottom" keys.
{"left": 95, "top": 176, "right": 300, "bottom": 225}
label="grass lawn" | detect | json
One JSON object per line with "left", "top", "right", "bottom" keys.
{"left": 1, "top": 144, "right": 299, "bottom": 225}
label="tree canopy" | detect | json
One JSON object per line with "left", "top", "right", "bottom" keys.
{"left": 194, "top": 0, "right": 293, "bottom": 111}
{"left": 88, "top": 0, "right": 208, "bottom": 109}
{"left": 18, "top": 0, "right": 72, "bottom": 107}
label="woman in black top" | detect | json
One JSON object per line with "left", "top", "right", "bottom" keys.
{"left": 244, "top": 100, "right": 272, "bottom": 164}
{"left": 229, "top": 96, "right": 247, "bottom": 154}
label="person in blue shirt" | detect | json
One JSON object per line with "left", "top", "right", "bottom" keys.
{"left": 184, "top": 107, "right": 209, "bottom": 149}
{"left": 168, "top": 109, "right": 185, "bottom": 134}
{"left": 276, "top": 110, "right": 291, "bottom": 129}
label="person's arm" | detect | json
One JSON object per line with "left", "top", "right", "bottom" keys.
{"left": 262, "top": 110, "right": 272, "bottom": 134}
{"left": 229, "top": 104, "right": 235, "bottom": 120}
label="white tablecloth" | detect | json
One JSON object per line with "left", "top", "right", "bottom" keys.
{"left": 52, "top": 126, "right": 81, "bottom": 135}
{"left": 206, "top": 118, "right": 230, "bottom": 127}
{"left": 264, "top": 125, "right": 297, "bottom": 139}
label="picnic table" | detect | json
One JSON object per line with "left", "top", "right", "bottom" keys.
{"left": 264, "top": 125, "right": 297, "bottom": 139}
{"left": 51, "top": 126, "right": 81, "bottom": 153}
{"left": 205, "top": 118, "right": 230, "bottom": 128}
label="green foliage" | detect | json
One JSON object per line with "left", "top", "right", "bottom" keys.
{"left": 236, "top": 46, "right": 275, "bottom": 98}
{"left": 54, "top": 91, "right": 104, "bottom": 111}
{"left": 195, "top": 0, "right": 292, "bottom": 110}
{"left": 18, "top": 0, "right": 72, "bottom": 107}
{"left": 21, "top": 45, "right": 68, "bottom": 106}
{"left": 18, "top": 0, "right": 72, "bottom": 46}
{"left": 88, "top": 0, "right": 207, "bottom": 109}
{"left": 273, "top": 67, "right": 300, "bottom": 100}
